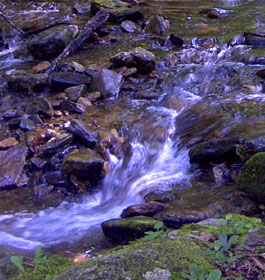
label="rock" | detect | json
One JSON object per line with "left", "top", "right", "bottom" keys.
{"left": 39, "top": 134, "right": 73, "bottom": 155}
{"left": 60, "top": 61, "right": 86, "bottom": 73}
{"left": 189, "top": 137, "right": 240, "bottom": 166}
{"left": 47, "top": 92, "right": 68, "bottom": 108}
{"left": 73, "top": 2, "right": 89, "bottom": 14}
{"left": 61, "top": 100, "right": 86, "bottom": 114}
{"left": 32, "top": 61, "right": 51, "bottom": 74}
{"left": 157, "top": 210, "right": 209, "bottom": 229}
{"left": 91, "top": 0, "right": 133, "bottom": 22}
{"left": 237, "top": 152, "right": 265, "bottom": 202}
{"left": 244, "top": 32, "right": 265, "bottom": 47}
{"left": 110, "top": 47, "right": 156, "bottom": 74}
{"left": 121, "top": 202, "right": 166, "bottom": 218}
{"left": 19, "top": 116, "right": 36, "bottom": 131}
{"left": 169, "top": 34, "right": 184, "bottom": 47}
{"left": 212, "top": 163, "right": 230, "bottom": 186}
{"left": 144, "top": 192, "right": 174, "bottom": 203}
{"left": 51, "top": 72, "right": 91, "bottom": 90}
{"left": 6, "top": 70, "right": 48, "bottom": 92}
{"left": 61, "top": 149, "right": 104, "bottom": 182}
{"left": 207, "top": 11, "right": 221, "bottom": 19}
{"left": 101, "top": 216, "right": 160, "bottom": 242}
{"left": 85, "top": 91, "right": 101, "bottom": 102}
{"left": 143, "top": 268, "right": 171, "bottom": 280}
{"left": 66, "top": 119, "right": 98, "bottom": 148}
{"left": 89, "top": 69, "right": 123, "bottom": 99}
{"left": 25, "top": 127, "right": 48, "bottom": 153}
{"left": 145, "top": 15, "right": 169, "bottom": 35}
{"left": 121, "top": 20, "right": 137, "bottom": 33}
{"left": 0, "top": 145, "right": 27, "bottom": 189}
{"left": 0, "top": 137, "right": 18, "bottom": 150}
{"left": 32, "top": 97, "right": 54, "bottom": 118}
{"left": 77, "top": 97, "right": 93, "bottom": 108}
{"left": 31, "top": 157, "right": 47, "bottom": 169}
{"left": 27, "top": 25, "right": 79, "bottom": 60}
{"left": 45, "top": 171, "right": 66, "bottom": 187}
{"left": 65, "top": 84, "right": 87, "bottom": 102}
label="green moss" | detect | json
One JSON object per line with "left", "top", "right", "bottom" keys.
{"left": 237, "top": 152, "right": 265, "bottom": 201}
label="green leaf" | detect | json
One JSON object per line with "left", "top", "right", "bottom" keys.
{"left": 213, "top": 240, "right": 221, "bottom": 251}
{"left": 154, "top": 221, "right": 163, "bottom": 231}
{"left": 219, "top": 233, "right": 227, "bottom": 246}
{"left": 216, "top": 252, "right": 226, "bottom": 263}
{"left": 228, "top": 235, "right": 239, "bottom": 246}
{"left": 10, "top": 256, "right": 25, "bottom": 273}
{"left": 189, "top": 263, "right": 201, "bottom": 277}
{"left": 225, "top": 214, "right": 233, "bottom": 221}
{"left": 207, "top": 269, "right": 222, "bottom": 280}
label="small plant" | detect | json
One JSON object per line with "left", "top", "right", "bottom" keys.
{"left": 181, "top": 264, "right": 222, "bottom": 280}
{"left": 10, "top": 256, "right": 25, "bottom": 273}
{"left": 143, "top": 221, "right": 166, "bottom": 241}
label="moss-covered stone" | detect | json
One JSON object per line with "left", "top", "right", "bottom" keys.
{"left": 237, "top": 152, "right": 265, "bottom": 202}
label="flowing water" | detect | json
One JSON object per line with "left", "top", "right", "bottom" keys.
{"left": 0, "top": 0, "right": 264, "bottom": 256}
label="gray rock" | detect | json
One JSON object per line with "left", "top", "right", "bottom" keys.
{"left": 61, "top": 100, "right": 86, "bottom": 114}
{"left": 121, "top": 202, "right": 166, "bottom": 218}
{"left": 0, "top": 145, "right": 27, "bottom": 189}
{"left": 51, "top": 72, "right": 91, "bottom": 90}
{"left": 121, "top": 20, "right": 137, "bottom": 33}
{"left": 110, "top": 47, "right": 156, "bottom": 74}
{"left": 27, "top": 25, "right": 79, "bottom": 60}
{"left": 143, "top": 268, "right": 171, "bottom": 280}
{"left": 32, "top": 97, "right": 54, "bottom": 118}
{"left": 66, "top": 119, "right": 98, "bottom": 148}
{"left": 39, "top": 134, "right": 73, "bottom": 155}
{"left": 145, "top": 15, "right": 169, "bottom": 35}
{"left": 198, "top": 218, "right": 223, "bottom": 226}
{"left": 89, "top": 69, "right": 123, "bottom": 99}
{"left": 65, "top": 84, "right": 87, "bottom": 101}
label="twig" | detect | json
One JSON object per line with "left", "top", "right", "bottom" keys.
{"left": 0, "top": 10, "right": 26, "bottom": 36}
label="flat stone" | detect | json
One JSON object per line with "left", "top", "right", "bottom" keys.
{"left": 0, "top": 137, "right": 19, "bottom": 150}
{"left": 51, "top": 72, "right": 91, "bottom": 90}
{"left": 121, "top": 202, "right": 166, "bottom": 218}
{"left": 61, "top": 100, "right": 86, "bottom": 114}
{"left": 0, "top": 145, "right": 28, "bottom": 189}
{"left": 32, "top": 61, "right": 51, "bottom": 74}
{"left": 65, "top": 84, "right": 87, "bottom": 102}
{"left": 121, "top": 20, "right": 137, "bottom": 33}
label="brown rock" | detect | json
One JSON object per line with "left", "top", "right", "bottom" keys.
{"left": 0, "top": 137, "right": 19, "bottom": 150}
{"left": 32, "top": 61, "right": 51, "bottom": 74}
{"left": 25, "top": 127, "right": 48, "bottom": 153}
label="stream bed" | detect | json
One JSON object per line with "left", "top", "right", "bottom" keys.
{"left": 0, "top": 0, "right": 264, "bottom": 261}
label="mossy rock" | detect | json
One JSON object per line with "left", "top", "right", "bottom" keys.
{"left": 53, "top": 234, "right": 214, "bottom": 280}
{"left": 237, "top": 152, "right": 265, "bottom": 202}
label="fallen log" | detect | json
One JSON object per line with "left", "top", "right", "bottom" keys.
{"left": 46, "top": 10, "right": 109, "bottom": 76}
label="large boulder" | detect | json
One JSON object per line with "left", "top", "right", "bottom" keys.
{"left": 110, "top": 47, "right": 156, "bottom": 74}
{"left": 61, "top": 149, "right": 104, "bottom": 183}
{"left": 101, "top": 216, "right": 161, "bottom": 243}
{"left": 0, "top": 145, "right": 28, "bottom": 190}
{"left": 121, "top": 202, "right": 166, "bottom": 218}
{"left": 237, "top": 152, "right": 265, "bottom": 202}
{"left": 27, "top": 25, "right": 79, "bottom": 60}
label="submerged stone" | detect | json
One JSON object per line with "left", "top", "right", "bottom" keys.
{"left": 237, "top": 152, "right": 265, "bottom": 202}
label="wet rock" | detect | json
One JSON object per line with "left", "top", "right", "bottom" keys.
{"left": 119, "top": 66, "right": 138, "bottom": 78}
{"left": 157, "top": 210, "right": 209, "bottom": 229}
{"left": 169, "top": 34, "right": 184, "bottom": 47}
{"left": 65, "top": 84, "right": 87, "bottom": 102}
{"left": 39, "top": 134, "right": 73, "bottom": 155}
{"left": 31, "top": 157, "right": 47, "bottom": 169}
{"left": 45, "top": 171, "right": 66, "bottom": 187}
{"left": 135, "top": 90, "right": 160, "bottom": 100}
{"left": 6, "top": 70, "right": 48, "bottom": 92}
{"left": 110, "top": 47, "right": 156, "bottom": 74}
{"left": 47, "top": 92, "right": 68, "bottom": 108}
{"left": 66, "top": 119, "right": 98, "bottom": 148}
{"left": 25, "top": 127, "right": 48, "bottom": 153}
{"left": 19, "top": 116, "right": 36, "bottom": 131}
{"left": 237, "top": 152, "right": 265, "bottom": 202}
{"left": 27, "top": 25, "right": 79, "bottom": 60}
{"left": 244, "top": 32, "right": 265, "bottom": 47}
{"left": 121, "top": 20, "right": 137, "bottom": 33}
{"left": 189, "top": 137, "right": 240, "bottom": 166}
{"left": 257, "top": 69, "right": 265, "bottom": 79}
{"left": 32, "top": 97, "right": 54, "bottom": 118}
{"left": 101, "top": 216, "right": 159, "bottom": 243}
{"left": 60, "top": 61, "right": 86, "bottom": 73}
{"left": 61, "top": 149, "right": 104, "bottom": 182}
{"left": 85, "top": 91, "right": 101, "bottom": 102}
{"left": 51, "top": 72, "right": 91, "bottom": 91}
{"left": 0, "top": 145, "right": 27, "bottom": 189}
{"left": 145, "top": 15, "right": 169, "bottom": 35}
{"left": 32, "top": 61, "right": 51, "bottom": 74}
{"left": 121, "top": 202, "right": 166, "bottom": 218}
{"left": 144, "top": 192, "right": 174, "bottom": 203}
{"left": 61, "top": 100, "right": 86, "bottom": 114}
{"left": 73, "top": 2, "right": 89, "bottom": 14}
{"left": 212, "top": 163, "right": 230, "bottom": 186}
{"left": 207, "top": 11, "right": 221, "bottom": 19}
{"left": 0, "top": 137, "right": 18, "bottom": 150}
{"left": 91, "top": 0, "right": 133, "bottom": 22}
{"left": 89, "top": 69, "right": 123, "bottom": 99}
{"left": 77, "top": 97, "right": 93, "bottom": 108}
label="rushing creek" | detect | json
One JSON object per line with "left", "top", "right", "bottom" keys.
{"left": 0, "top": 0, "right": 264, "bottom": 256}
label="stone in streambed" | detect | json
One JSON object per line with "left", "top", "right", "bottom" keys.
{"left": 189, "top": 136, "right": 240, "bottom": 166}
{"left": 65, "top": 84, "right": 87, "bottom": 102}
{"left": 169, "top": 34, "right": 184, "bottom": 47}
{"left": 27, "top": 25, "right": 79, "bottom": 60}
{"left": 237, "top": 152, "right": 265, "bottom": 202}
{"left": 110, "top": 47, "right": 156, "bottom": 74}
{"left": 244, "top": 32, "right": 265, "bottom": 47}
{"left": 121, "top": 202, "right": 166, "bottom": 218}
{"left": 144, "top": 15, "right": 169, "bottom": 35}
{"left": 0, "top": 145, "right": 28, "bottom": 189}
{"left": 61, "top": 100, "right": 86, "bottom": 114}
{"left": 0, "top": 137, "right": 18, "bottom": 150}
{"left": 61, "top": 149, "right": 104, "bottom": 183}
{"left": 121, "top": 20, "right": 137, "bottom": 33}
{"left": 101, "top": 216, "right": 160, "bottom": 243}
{"left": 39, "top": 134, "right": 73, "bottom": 155}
